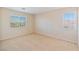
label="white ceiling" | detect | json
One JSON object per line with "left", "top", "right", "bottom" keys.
{"left": 7, "top": 7, "right": 62, "bottom": 14}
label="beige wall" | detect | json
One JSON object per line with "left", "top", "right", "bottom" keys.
{"left": 0, "top": 8, "right": 3, "bottom": 39}
{"left": 78, "top": 8, "right": 79, "bottom": 46}
{"left": 0, "top": 8, "right": 34, "bottom": 40}
{"left": 35, "top": 8, "right": 77, "bottom": 43}
{"left": 0, "top": 8, "right": 1, "bottom": 39}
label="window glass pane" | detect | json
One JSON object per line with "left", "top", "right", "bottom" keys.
{"left": 10, "top": 16, "right": 26, "bottom": 27}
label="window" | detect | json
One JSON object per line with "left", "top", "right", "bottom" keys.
{"left": 10, "top": 15, "right": 26, "bottom": 28}
{"left": 64, "top": 12, "right": 76, "bottom": 21}
{"left": 63, "top": 12, "right": 77, "bottom": 30}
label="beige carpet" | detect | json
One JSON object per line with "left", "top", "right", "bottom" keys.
{"left": 0, "top": 34, "right": 78, "bottom": 51}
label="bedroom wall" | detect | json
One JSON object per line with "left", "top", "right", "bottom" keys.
{"left": 0, "top": 10, "right": 1, "bottom": 39}
{"left": 78, "top": 8, "right": 79, "bottom": 47}
{"left": 0, "top": 8, "right": 34, "bottom": 40}
{"left": 0, "top": 8, "right": 2, "bottom": 39}
{"left": 0, "top": 8, "right": 1, "bottom": 39}
{"left": 35, "top": 8, "right": 77, "bottom": 43}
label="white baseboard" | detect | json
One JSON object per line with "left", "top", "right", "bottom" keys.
{"left": 35, "top": 32, "right": 77, "bottom": 44}
{"left": 0, "top": 33, "right": 33, "bottom": 41}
